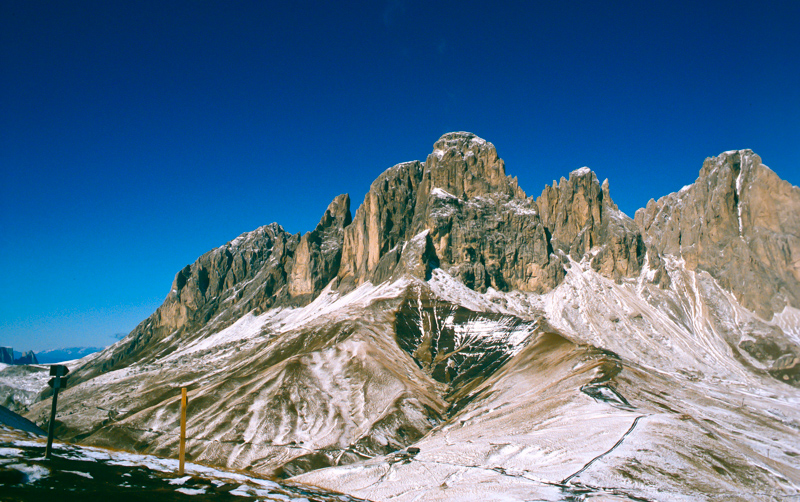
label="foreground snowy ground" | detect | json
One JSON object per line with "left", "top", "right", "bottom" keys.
{"left": 0, "top": 426, "right": 363, "bottom": 501}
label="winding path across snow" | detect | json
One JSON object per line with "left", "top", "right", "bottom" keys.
{"left": 561, "top": 414, "right": 646, "bottom": 484}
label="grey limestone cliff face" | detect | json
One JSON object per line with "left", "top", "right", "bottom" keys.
{"left": 289, "top": 193, "right": 352, "bottom": 298}
{"left": 338, "top": 132, "right": 646, "bottom": 294}
{"left": 635, "top": 150, "right": 800, "bottom": 319}
{"left": 77, "top": 196, "right": 353, "bottom": 382}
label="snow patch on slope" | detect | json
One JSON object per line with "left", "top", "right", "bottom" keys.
{"left": 277, "top": 278, "right": 411, "bottom": 334}
{"left": 164, "top": 311, "right": 274, "bottom": 361}
{"left": 772, "top": 305, "right": 800, "bottom": 347}
{"left": 431, "top": 188, "right": 457, "bottom": 200}
{"left": 429, "top": 252, "right": 792, "bottom": 390}
{"left": 428, "top": 268, "right": 506, "bottom": 314}
{"left": 161, "top": 279, "right": 413, "bottom": 365}
{"left": 535, "top": 255, "right": 758, "bottom": 381}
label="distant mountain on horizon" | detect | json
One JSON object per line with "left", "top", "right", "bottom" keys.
{"left": 3, "top": 349, "right": 38, "bottom": 365}
{"left": 33, "top": 347, "right": 104, "bottom": 364}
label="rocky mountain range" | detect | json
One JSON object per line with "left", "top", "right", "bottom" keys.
{"left": 34, "top": 347, "right": 103, "bottom": 365}
{"left": 16, "top": 132, "right": 800, "bottom": 501}
{"left": 0, "top": 348, "right": 39, "bottom": 365}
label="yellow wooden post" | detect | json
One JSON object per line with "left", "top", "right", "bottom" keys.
{"left": 179, "top": 387, "right": 187, "bottom": 475}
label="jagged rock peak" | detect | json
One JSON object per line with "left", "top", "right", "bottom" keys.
{"left": 703, "top": 148, "right": 758, "bottom": 169}
{"left": 696, "top": 149, "right": 763, "bottom": 204}
{"left": 335, "top": 132, "right": 648, "bottom": 293}
{"left": 218, "top": 222, "right": 287, "bottom": 251}
{"left": 424, "top": 132, "right": 525, "bottom": 200}
{"left": 314, "top": 193, "right": 352, "bottom": 232}
{"left": 431, "top": 131, "right": 491, "bottom": 155}
{"left": 569, "top": 166, "right": 595, "bottom": 179}
{"left": 635, "top": 149, "right": 800, "bottom": 318}
{"left": 536, "top": 165, "right": 646, "bottom": 281}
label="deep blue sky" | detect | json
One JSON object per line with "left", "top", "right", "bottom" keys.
{"left": 2, "top": 1, "right": 798, "bottom": 352}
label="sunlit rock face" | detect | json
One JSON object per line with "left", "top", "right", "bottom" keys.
{"left": 289, "top": 193, "right": 352, "bottom": 298}
{"left": 338, "top": 131, "right": 646, "bottom": 295}
{"left": 635, "top": 150, "right": 800, "bottom": 375}
{"left": 636, "top": 150, "right": 800, "bottom": 319}
{"left": 18, "top": 134, "right": 800, "bottom": 501}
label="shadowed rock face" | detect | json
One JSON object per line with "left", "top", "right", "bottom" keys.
{"left": 338, "top": 132, "right": 646, "bottom": 294}
{"left": 421, "top": 132, "right": 523, "bottom": 200}
{"left": 394, "top": 285, "right": 540, "bottom": 406}
{"left": 635, "top": 150, "right": 800, "bottom": 319}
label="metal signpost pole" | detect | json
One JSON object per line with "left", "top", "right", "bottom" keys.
{"left": 45, "top": 364, "right": 69, "bottom": 459}
{"left": 45, "top": 381, "right": 59, "bottom": 458}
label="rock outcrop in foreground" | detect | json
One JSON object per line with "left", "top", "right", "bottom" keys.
{"left": 20, "top": 133, "right": 800, "bottom": 502}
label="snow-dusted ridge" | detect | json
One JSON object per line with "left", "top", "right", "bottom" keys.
{"left": 570, "top": 166, "right": 592, "bottom": 177}
{"left": 295, "top": 260, "right": 800, "bottom": 500}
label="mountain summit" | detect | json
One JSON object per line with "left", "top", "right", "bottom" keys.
{"left": 21, "top": 134, "right": 800, "bottom": 501}
{"left": 636, "top": 149, "right": 800, "bottom": 318}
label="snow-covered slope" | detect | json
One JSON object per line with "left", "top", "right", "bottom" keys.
{"left": 294, "top": 263, "right": 800, "bottom": 501}
{"left": 22, "top": 259, "right": 800, "bottom": 500}
{"left": 0, "top": 365, "right": 51, "bottom": 413}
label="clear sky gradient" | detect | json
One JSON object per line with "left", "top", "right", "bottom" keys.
{"left": 2, "top": 1, "right": 798, "bottom": 351}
